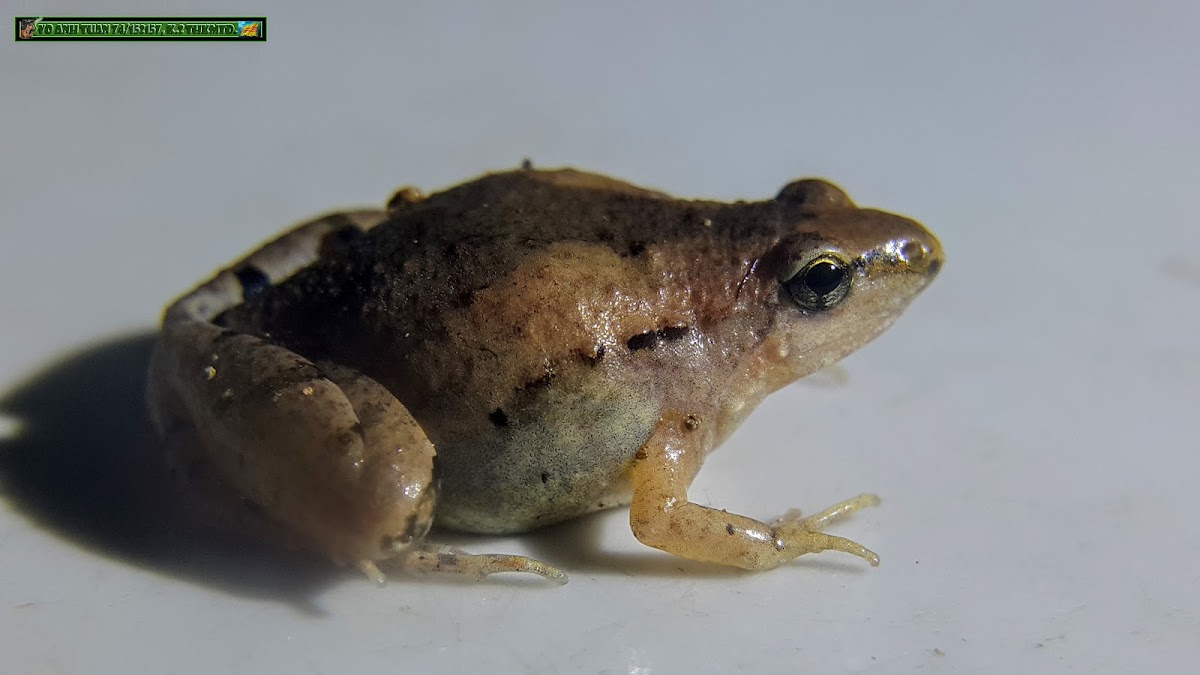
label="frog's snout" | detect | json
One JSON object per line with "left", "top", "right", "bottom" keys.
{"left": 901, "top": 237, "right": 943, "bottom": 278}
{"left": 885, "top": 226, "right": 944, "bottom": 282}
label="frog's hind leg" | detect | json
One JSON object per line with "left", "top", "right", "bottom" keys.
{"left": 385, "top": 543, "right": 568, "bottom": 585}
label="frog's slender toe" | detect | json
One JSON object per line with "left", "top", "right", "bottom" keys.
{"left": 357, "top": 560, "right": 388, "bottom": 585}
{"left": 769, "top": 494, "right": 882, "bottom": 566}
{"left": 394, "top": 544, "right": 568, "bottom": 585}
{"left": 516, "top": 559, "right": 570, "bottom": 585}
{"left": 777, "top": 493, "right": 882, "bottom": 531}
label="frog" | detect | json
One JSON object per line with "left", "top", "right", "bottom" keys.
{"left": 146, "top": 165, "right": 943, "bottom": 585}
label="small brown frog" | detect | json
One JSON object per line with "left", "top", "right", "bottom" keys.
{"left": 147, "top": 166, "right": 943, "bottom": 584}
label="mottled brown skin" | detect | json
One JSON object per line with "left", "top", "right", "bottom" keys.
{"left": 147, "top": 167, "right": 942, "bottom": 583}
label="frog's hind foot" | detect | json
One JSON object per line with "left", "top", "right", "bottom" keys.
{"left": 769, "top": 493, "right": 883, "bottom": 567}
{"left": 384, "top": 544, "right": 568, "bottom": 585}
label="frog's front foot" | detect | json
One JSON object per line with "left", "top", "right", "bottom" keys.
{"left": 368, "top": 544, "right": 567, "bottom": 585}
{"left": 628, "top": 415, "right": 882, "bottom": 572}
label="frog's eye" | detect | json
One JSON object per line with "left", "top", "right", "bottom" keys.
{"left": 784, "top": 255, "right": 852, "bottom": 311}
{"left": 775, "top": 179, "right": 854, "bottom": 209}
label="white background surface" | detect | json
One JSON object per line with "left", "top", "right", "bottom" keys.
{"left": 2, "top": 2, "right": 1198, "bottom": 673}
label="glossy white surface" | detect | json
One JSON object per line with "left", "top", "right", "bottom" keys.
{"left": 3, "top": 2, "right": 1198, "bottom": 673}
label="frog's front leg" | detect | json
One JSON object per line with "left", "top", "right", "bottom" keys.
{"left": 628, "top": 413, "right": 881, "bottom": 570}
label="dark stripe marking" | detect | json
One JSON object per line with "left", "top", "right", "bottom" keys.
{"left": 627, "top": 325, "right": 690, "bottom": 352}
{"left": 489, "top": 408, "right": 509, "bottom": 427}
{"left": 234, "top": 265, "right": 271, "bottom": 301}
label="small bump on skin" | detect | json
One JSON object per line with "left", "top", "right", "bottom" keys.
{"left": 386, "top": 186, "right": 425, "bottom": 214}
{"left": 540, "top": 472, "right": 550, "bottom": 484}
{"left": 684, "top": 414, "right": 701, "bottom": 431}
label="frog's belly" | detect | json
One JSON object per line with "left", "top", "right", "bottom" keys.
{"left": 428, "top": 384, "right": 659, "bottom": 535}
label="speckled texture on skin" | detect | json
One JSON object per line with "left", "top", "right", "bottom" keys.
{"left": 147, "top": 167, "right": 943, "bottom": 583}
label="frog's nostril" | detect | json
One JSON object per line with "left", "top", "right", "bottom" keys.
{"left": 900, "top": 240, "right": 927, "bottom": 266}
{"left": 927, "top": 258, "right": 942, "bottom": 277}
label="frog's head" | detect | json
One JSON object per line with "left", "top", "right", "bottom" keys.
{"left": 757, "top": 179, "right": 943, "bottom": 383}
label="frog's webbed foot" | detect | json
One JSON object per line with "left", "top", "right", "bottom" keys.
{"left": 362, "top": 544, "right": 568, "bottom": 585}
{"left": 628, "top": 414, "right": 881, "bottom": 571}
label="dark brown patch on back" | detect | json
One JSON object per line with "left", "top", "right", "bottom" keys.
{"left": 657, "top": 326, "right": 690, "bottom": 342}
{"left": 627, "top": 325, "right": 691, "bottom": 351}
{"left": 488, "top": 408, "right": 509, "bottom": 427}
{"left": 318, "top": 216, "right": 365, "bottom": 258}
{"left": 627, "top": 331, "right": 657, "bottom": 352}
{"left": 234, "top": 265, "right": 271, "bottom": 301}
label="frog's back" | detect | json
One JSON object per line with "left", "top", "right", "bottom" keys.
{"left": 214, "top": 168, "right": 779, "bottom": 534}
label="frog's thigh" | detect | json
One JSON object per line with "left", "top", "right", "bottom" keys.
{"left": 151, "top": 321, "right": 568, "bottom": 583}
{"left": 627, "top": 413, "right": 881, "bottom": 571}
{"left": 151, "top": 320, "right": 433, "bottom": 550}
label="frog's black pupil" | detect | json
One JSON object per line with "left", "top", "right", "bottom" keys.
{"left": 783, "top": 255, "right": 851, "bottom": 311}
{"left": 804, "top": 261, "right": 844, "bottom": 296}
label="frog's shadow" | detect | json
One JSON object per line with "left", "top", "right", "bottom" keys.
{"left": 0, "top": 332, "right": 339, "bottom": 614}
